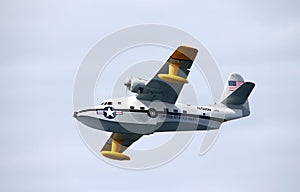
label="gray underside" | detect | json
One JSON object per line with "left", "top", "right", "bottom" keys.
{"left": 83, "top": 118, "right": 221, "bottom": 135}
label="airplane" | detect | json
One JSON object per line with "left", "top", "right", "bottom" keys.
{"left": 73, "top": 46, "right": 255, "bottom": 161}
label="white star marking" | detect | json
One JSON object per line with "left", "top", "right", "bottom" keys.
{"left": 105, "top": 108, "right": 115, "bottom": 118}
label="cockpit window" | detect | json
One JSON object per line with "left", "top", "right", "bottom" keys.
{"left": 107, "top": 102, "right": 112, "bottom": 105}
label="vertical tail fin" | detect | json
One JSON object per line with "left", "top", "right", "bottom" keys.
{"left": 219, "top": 73, "right": 246, "bottom": 102}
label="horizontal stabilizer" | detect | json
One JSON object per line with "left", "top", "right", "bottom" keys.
{"left": 221, "top": 82, "right": 255, "bottom": 105}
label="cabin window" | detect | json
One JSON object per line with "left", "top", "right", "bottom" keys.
{"left": 173, "top": 109, "right": 178, "bottom": 113}
{"left": 130, "top": 106, "right": 135, "bottom": 110}
{"left": 117, "top": 102, "right": 121, "bottom": 105}
{"left": 183, "top": 110, "right": 187, "bottom": 114}
{"left": 203, "top": 113, "right": 206, "bottom": 116}
{"left": 164, "top": 108, "right": 169, "bottom": 112}
{"left": 140, "top": 107, "right": 145, "bottom": 110}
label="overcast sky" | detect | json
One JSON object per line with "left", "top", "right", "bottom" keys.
{"left": 1, "top": 0, "right": 300, "bottom": 191}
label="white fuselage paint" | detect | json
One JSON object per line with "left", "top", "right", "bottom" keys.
{"left": 74, "top": 96, "right": 246, "bottom": 135}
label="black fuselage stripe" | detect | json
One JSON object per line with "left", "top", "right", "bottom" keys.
{"left": 78, "top": 109, "right": 97, "bottom": 113}
{"left": 84, "top": 108, "right": 225, "bottom": 123}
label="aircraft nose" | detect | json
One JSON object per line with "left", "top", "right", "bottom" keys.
{"left": 73, "top": 111, "right": 78, "bottom": 118}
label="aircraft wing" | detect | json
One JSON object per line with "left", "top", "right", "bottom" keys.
{"left": 101, "top": 133, "right": 142, "bottom": 160}
{"left": 136, "top": 46, "right": 198, "bottom": 104}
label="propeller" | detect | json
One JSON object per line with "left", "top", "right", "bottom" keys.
{"left": 124, "top": 77, "right": 131, "bottom": 90}
{"left": 124, "top": 76, "right": 132, "bottom": 96}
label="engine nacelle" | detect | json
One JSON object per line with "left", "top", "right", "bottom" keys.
{"left": 124, "top": 77, "right": 147, "bottom": 93}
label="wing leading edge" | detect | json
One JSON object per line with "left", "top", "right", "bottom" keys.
{"left": 136, "top": 46, "right": 198, "bottom": 104}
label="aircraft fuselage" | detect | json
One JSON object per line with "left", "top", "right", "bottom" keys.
{"left": 73, "top": 96, "right": 246, "bottom": 135}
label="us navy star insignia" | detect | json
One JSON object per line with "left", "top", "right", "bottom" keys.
{"left": 103, "top": 107, "right": 116, "bottom": 119}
